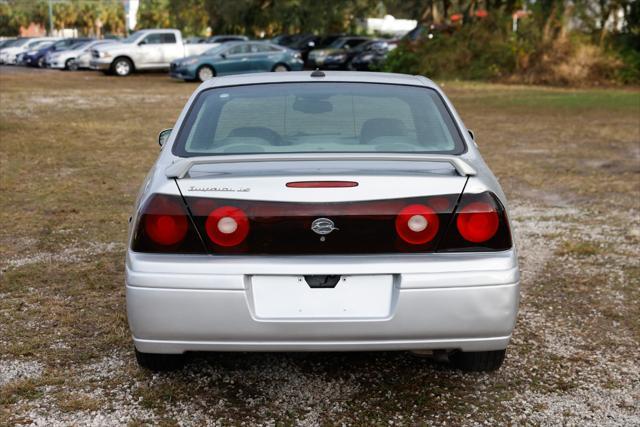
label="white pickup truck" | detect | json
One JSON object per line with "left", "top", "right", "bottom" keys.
{"left": 89, "top": 29, "right": 218, "bottom": 76}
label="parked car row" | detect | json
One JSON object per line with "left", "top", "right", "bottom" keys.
{"left": 0, "top": 29, "right": 398, "bottom": 81}
{"left": 271, "top": 33, "right": 398, "bottom": 71}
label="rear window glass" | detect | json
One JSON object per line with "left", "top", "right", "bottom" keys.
{"left": 173, "top": 83, "right": 465, "bottom": 156}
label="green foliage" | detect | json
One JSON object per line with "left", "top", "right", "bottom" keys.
{"left": 384, "top": 16, "right": 519, "bottom": 80}
{"left": 0, "top": 0, "right": 124, "bottom": 36}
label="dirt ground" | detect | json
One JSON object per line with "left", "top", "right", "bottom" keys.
{"left": 1, "top": 66, "right": 639, "bottom": 426}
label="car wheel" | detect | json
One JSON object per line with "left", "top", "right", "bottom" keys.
{"left": 37, "top": 57, "right": 45, "bottom": 68}
{"left": 64, "top": 58, "right": 75, "bottom": 71}
{"left": 112, "top": 57, "right": 133, "bottom": 77}
{"left": 134, "top": 348, "right": 185, "bottom": 372}
{"left": 449, "top": 349, "right": 506, "bottom": 372}
{"left": 272, "top": 63, "right": 289, "bottom": 72}
{"left": 196, "top": 65, "right": 215, "bottom": 82}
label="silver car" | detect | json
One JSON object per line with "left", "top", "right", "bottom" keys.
{"left": 127, "top": 71, "right": 519, "bottom": 372}
{"left": 47, "top": 39, "right": 114, "bottom": 70}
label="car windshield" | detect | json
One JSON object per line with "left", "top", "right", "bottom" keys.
{"left": 122, "top": 31, "right": 144, "bottom": 43}
{"left": 174, "top": 83, "right": 465, "bottom": 156}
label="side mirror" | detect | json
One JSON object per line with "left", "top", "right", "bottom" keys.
{"left": 468, "top": 129, "right": 475, "bottom": 140}
{"left": 220, "top": 52, "right": 227, "bottom": 59}
{"left": 158, "top": 128, "right": 172, "bottom": 147}
{"left": 138, "top": 40, "right": 147, "bottom": 46}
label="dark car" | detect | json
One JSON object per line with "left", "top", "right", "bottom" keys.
{"left": 24, "top": 38, "right": 93, "bottom": 68}
{"left": 185, "top": 36, "right": 208, "bottom": 44}
{"left": 288, "top": 33, "right": 346, "bottom": 62}
{"left": 306, "top": 36, "right": 370, "bottom": 69}
{"left": 349, "top": 40, "right": 398, "bottom": 71}
{"left": 316, "top": 39, "right": 390, "bottom": 70}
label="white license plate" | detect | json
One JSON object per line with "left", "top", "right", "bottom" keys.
{"left": 251, "top": 275, "right": 394, "bottom": 319}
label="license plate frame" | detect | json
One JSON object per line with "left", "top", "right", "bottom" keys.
{"left": 250, "top": 275, "right": 394, "bottom": 320}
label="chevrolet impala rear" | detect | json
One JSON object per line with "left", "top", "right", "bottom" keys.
{"left": 126, "top": 71, "right": 519, "bottom": 372}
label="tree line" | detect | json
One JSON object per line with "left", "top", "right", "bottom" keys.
{"left": 0, "top": 0, "right": 636, "bottom": 42}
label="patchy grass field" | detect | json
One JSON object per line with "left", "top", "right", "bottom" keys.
{"left": 1, "top": 66, "right": 639, "bottom": 426}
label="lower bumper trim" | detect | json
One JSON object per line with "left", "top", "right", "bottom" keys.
{"left": 133, "top": 335, "right": 511, "bottom": 354}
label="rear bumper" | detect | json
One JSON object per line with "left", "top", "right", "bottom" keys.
{"left": 126, "top": 250, "right": 520, "bottom": 353}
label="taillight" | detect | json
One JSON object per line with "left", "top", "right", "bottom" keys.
{"left": 437, "top": 192, "right": 512, "bottom": 252}
{"left": 131, "top": 194, "right": 205, "bottom": 253}
{"left": 456, "top": 202, "right": 499, "bottom": 243}
{"left": 395, "top": 204, "right": 439, "bottom": 245}
{"left": 205, "top": 206, "right": 250, "bottom": 247}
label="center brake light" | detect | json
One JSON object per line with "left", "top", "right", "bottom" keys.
{"left": 286, "top": 181, "right": 359, "bottom": 188}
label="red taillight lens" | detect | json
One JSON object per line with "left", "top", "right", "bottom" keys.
{"left": 456, "top": 202, "right": 499, "bottom": 243}
{"left": 132, "top": 194, "right": 206, "bottom": 253}
{"left": 143, "top": 196, "right": 189, "bottom": 245}
{"left": 205, "top": 206, "right": 250, "bottom": 247}
{"left": 395, "top": 204, "right": 440, "bottom": 245}
{"left": 436, "top": 192, "right": 512, "bottom": 252}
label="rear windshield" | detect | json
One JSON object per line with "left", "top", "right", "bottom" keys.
{"left": 173, "top": 82, "right": 465, "bottom": 156}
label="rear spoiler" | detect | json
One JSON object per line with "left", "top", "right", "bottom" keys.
{"left": 165, "top": 153, "right": 477, "bottom": 179}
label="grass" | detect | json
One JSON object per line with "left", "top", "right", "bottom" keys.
{"left": 1, "top": 67, "right": 639, "bottom": 425}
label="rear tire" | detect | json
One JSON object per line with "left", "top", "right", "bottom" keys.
{"left": 64, "top": 58, "right": 75, "bottom": 71}
{"left": 196, "top": 65, "right": 215, "bottom": 82}
{"left": 134, "top": 348, "right": 185, "bottom": 372}
{"left": 111, "top": 57, "right": 133, "bottom": 76}
{"left": 449, "top": 349, "right": 506, "bottom": 372}
{"left": 37, "top": 57, "right": 46, "bottom": 68}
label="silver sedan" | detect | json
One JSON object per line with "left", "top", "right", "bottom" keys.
{"left": 126, "top": 71, "right": 519, "bottom": 372}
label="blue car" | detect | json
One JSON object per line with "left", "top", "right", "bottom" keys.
{"left": 24, "top": 38, "right": 93, "bottom": 68}
{"left": 170, "top": 41, "right": 304, "bottom": 82}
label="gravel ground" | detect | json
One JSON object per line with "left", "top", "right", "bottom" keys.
{"left": 0, "top": 66, "right": 638, "bottom": 425}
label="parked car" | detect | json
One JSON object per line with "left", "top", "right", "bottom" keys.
{"left": 349, "top": 40, "right": 398, "bottom": 71}
{"left": 89, "top": 29, "right": 217, "bottom": 76}
{"left": 169, "top": 41, "right": 303, "bottom": 82}
{"left": 16, "top": 41, "right": 55, "bottom": 65}
{"left": 47, "top": 39, "right": 115, "bottom": 70}
{"left": 72, "top": 40, "right": 117, "bottom": 70}
{"left": 126, "top": 71, "right": 519, "bottom": 373}
{"left": 289, "top": 33, "right": 346, "bottom": 62}
{"left": 306, "top": 36, "right": 370, "bottom": 68}
{"left": 270, "top": 34, "right": 295, "bottom": 46}
{"left": 207, "top": 35, "right": 249, "bottom": 43}
{"left": 24, "top": 37, "right": 93, "bottom": 68}
{"left": 315, "top": 39, "right": 390, "bottom": 70}
{"left": 185, "top": 36, "right": 208, "bottom": 44}
{"left": 1, "top": 38, "right": 55, "bottom": 65}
